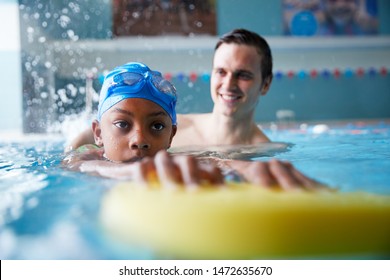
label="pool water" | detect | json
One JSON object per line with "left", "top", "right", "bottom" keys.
{"left": 262, "top": 120, "right": 390, "bottom": 194}
{"left": 0, "top": 120, "right": 389, "bottom": 259}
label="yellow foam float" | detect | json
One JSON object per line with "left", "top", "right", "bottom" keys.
{"left": 100, "top": 182, "right": 390, "bottom": 259}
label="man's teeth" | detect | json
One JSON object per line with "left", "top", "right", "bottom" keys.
{"left": 221, "top": 94, "right": 239, "bottom": 100}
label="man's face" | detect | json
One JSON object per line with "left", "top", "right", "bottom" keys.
{"left": 210, "top": 43, "right": 270, "bottom": 120}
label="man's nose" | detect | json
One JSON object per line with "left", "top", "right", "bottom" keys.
{"left": 129, "top": 130, "right": 150, "bottom": 150}
{"left": 223, "top": 73, "right": 238, "bottom": 90}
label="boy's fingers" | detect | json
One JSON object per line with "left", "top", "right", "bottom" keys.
{"left": 172, "top": 155, "right": 200, "bottom": 187}
{"left": 131, "top": 157, "right": 157, "bottom": 186}
{"left": 248, "top": 161, "right": 276, "bottom": 188}
{"left": 290, "top": 167, "right": 330, "bottom": 191}
{"left": 172, "top": 156, "right": 225, "bottom": 187}
{"left": 154, "top": 151, "right": 182, "bottom": 188}
{"left": 269, "top": 159, "right": 301, "bottom": 190}
{"left": 198, "top": 164, "right": 224, "bottom": 185}
{"left": 290, "top": 167, "right": 320, "bottom": 190}
{"left": 131, "top": 162, "right": 148, "bottom": 186}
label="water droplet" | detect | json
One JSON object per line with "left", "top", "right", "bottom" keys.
{"left": 58, "top": 15, "right": 71, "bottom": 28}
{"left": 41, "top": 92, "right": 48, "bottom": 99}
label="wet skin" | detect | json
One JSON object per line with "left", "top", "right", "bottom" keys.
{"left": 92, "top": 98, "right": 176, "bottom": 162}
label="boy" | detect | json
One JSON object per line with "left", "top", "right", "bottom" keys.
{"left": 63, "top": 62, "right": 223, "bottom": 187}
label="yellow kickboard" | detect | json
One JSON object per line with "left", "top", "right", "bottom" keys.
{"left": 100, "top": 183, "right": 390, "bottom": 259}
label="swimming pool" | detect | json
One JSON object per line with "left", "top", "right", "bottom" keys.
{"left": 0, "top": 119, "right": 389, "bottom": 259}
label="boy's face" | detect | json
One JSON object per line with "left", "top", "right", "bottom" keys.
{"left": 92, "top": 98, "right": 176, "bottom": 162}
{"left": 210, "top": 43, "right": 271, "bottom": 119}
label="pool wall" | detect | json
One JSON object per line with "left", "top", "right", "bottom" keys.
{"left": 1, "top": 0, "right": 390, "bottom": 133}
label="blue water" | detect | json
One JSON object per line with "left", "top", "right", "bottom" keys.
{"left": 263, "top": 121, "right": 390, "bottom": 194}
{"left": 0, "top": 120, "right": 389, "bottom": 259}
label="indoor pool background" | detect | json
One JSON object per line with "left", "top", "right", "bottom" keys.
{"left": 0, "top": 119, "right": 389, "bottom": 259}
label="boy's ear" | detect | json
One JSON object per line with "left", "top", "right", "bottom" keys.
{"left": 167, "top": 125, "right": 177, "bottom": 148}
{"left": 260, "top": 75, "right": 273, "bottom": 96}
{"left": 92, "top": 120, "right": 104, "bottom": 146}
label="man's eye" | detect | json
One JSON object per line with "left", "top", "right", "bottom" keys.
{"left": 215, "top": 69, "right": 225, "bottom": 75}
{"left": 237, "top": 72, "right": 253, "bottom": 80}
{"left": 152, "top": 123, "right": 165, "bottom": 131}
{"left": 114, "top": 121, "right": 129, "bottom": 129}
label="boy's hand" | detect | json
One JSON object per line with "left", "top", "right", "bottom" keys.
{"left": 226, "top": 159, "right": 327, "bottom": 191}
{"left": 132, "top": 151, "right": 224, "bottom": 188}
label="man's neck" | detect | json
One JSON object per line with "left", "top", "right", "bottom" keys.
{"left": 207, "top": 112, "right": 259, "bottom": 145}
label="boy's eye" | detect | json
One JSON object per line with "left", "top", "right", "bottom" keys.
{"left": 151, "top": 122, "right": 165, "bottom": 131}
{"left": 114, "top": 121, "right": 129, "bottom": 129}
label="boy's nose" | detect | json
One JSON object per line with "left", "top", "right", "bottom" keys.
{"left": 129, "top": 130, "right": 150, "bottom": 150}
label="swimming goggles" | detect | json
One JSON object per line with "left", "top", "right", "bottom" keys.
{"left": 97, "top": 63, "right": 177, "bottom": 124}
{"left": 113, "top": 70, "right": 177, "bottom": 98}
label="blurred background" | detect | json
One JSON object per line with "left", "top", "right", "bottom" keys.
{"left": 1, "top": 0, "right": 389, "bottom": 133}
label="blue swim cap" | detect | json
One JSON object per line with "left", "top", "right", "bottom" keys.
{"left": 97, "top": 62, "right": 177, "bottom": 125}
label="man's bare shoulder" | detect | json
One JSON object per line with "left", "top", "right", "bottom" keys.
{"left": 177, "top": 113, "right": 211, "bottom": 129}
{"left": 172, "top": 113, "right": 212, "bottom": 147}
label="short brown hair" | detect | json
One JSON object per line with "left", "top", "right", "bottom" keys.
{"left": 215, "top": 29, "right": 273, "bottom": 81}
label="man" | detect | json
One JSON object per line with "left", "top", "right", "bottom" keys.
{"left": 172, "top": 28, "right": 272, "bottom": 147}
